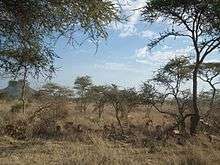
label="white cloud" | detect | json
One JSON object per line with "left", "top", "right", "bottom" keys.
{"left": 111, "top": 0, "right": 154, "bottom": 38}
{"left": 203, "top": 59, "right": 220, "bottom": 63}
{"left": 135, "top": 46, "right": 148, "bottom": 58}
{"left": 161, "top": 44, "right": 172, "bottom": 50}
{"left": 140, "top": 30, "right": 157, "bottom": 38}
{"left": 135, "top": 59, "right": 149, "bottom": 64}
{"left": 94, "top": 62, "right": 142, "bottom": 73}
{"left": 114, "top": 23, "right": 137, "bottom": 38}
{"left": 135, "top": 46, "right": 193, "bottom": 65}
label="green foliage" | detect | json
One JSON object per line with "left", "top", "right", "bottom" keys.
{"left": 36, "top": 83, "right": 74, "bottom": 101}
{"left": 73, "top": 75, "right": 93, "bottom": 111}
{"left": 153, "top": 56, "right": 191, "bottom": 86}
{"left": 143, "top": 0, "right": 220, "bottom": 34}
{"left": 0, "top": 0, "right": 119, "bottom": 78}
{"left": 120, "top": 88, "right": 140, "bottom": 112}
{"left": 10, "top": 100, "right": 29, "bottom": 113}
{"left": 10, "top": 101, "right": 23, "bottom": 113}
{"left": 140, "top": 82, "right": 157, "bottom": 105}
{"left": 141, "top": 57, "right": 193, "bottom": 134}
{"left": 198, "top": 62, "right": 220, "bottom": 116}
{"left": 88, "top": 85, "right": 107, "bottom": 101}
{"left": 198, "top": 62, "right": 220, "bottom": 81}
{"left": 74, "top": 75, "right": 92, "bottom": 97}
{"left": 142, "top": 0, "right": 220, "bottom": 61}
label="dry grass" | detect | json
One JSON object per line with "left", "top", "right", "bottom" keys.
{"left": 0, "top": 101, "right": 219, "bottom": 165}
{"left": 0, "top": 135, "right": 219, "bottom": 165}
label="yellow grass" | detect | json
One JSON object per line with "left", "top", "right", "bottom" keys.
{"left": 0, "top": 101, "right": 219, "bottom": 165}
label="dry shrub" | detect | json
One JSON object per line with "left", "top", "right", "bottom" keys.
{"left": 163, "top": 142, "right": 220, "bottom": 165}
{"left": 10, "top": 101, "right": 23, "bottom": 113}
{"left": 29, "top": 101, "right": 69, "bottom": 137}
{"left": 10, "top": 100, "right": 30, "bottom": 113}
{"left": 74, "top": 104, "right": 83, "bottom": 111}
{"left": 1, "top": 100, "right": 69, "bottom": 139}
{"left": 3, "top": 120, "right": 27, "bottom": 140}
{"left": 0, "top": 107, "right": 29, "bottom": 139}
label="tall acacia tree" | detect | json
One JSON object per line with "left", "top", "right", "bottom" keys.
{"left": 141, "top": 57, "right": 192, "bottom": 134}
{"left": 0, "top": 0, "right": 119, "bottom": 111}
{"left": 0, "top": 0, "right": 119, "bottom": 75}
{"left": 142, "top": 0, "right": 220, "bottom": 135}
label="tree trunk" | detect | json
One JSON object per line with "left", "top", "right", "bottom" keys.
{"left": 115, "top": 108, "right": 124, "bottom": 134}
{"left": 179, "top": 119, "right": 186, "bottom": 136}
{"left": 20, "top": 66, "right": 27, "bottom": 113}
{"left": 190, "top": 67, "right": 200, "bottom": 135}
{"left": 98, "top": 105, "right": 104, "bottom": 119}
{"left": 205, "top": 82, "right": 216, "bottom": 118}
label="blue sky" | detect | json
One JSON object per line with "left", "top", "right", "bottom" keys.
{"left": 0, "top": 0, "right": 220, "bottom": 90}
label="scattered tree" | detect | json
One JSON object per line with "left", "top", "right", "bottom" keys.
{"left": 37, "top": 83, "right": 74, "bottom": 102}
{"left": 198, "top": 62, "right": 220, "bottom": 117}
{"left": 121, "top": 88, "right": 140, "bottom": 113}
{"left": 0, "top": 0, "right": 120, "bottom": 112}
{"left": 142, "top": 0, "right": 220, "bottom": 134}
{"left": 92, "top": 84, "right": 139, "bottom": 133}
{"left": 140, "top": 57, "right": 193, "bottom": 135}
{"left": 89, "top": 85, "right": 108, "bottom": 118}
{"left": 74, "top": 75, "right": 92, "bottom": 111}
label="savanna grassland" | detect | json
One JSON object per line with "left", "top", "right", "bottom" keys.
{"left": 1, "top": 0, "right": 220, "bottom": 165}
{"left": 0, "top": 100, "right": 219, "bottom": 165}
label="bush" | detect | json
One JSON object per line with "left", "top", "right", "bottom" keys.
{"left": 10, "top": 101, "right": 30, "bottom": 113}
{"left": 29, "top": 100, "right": 69, "bottom": 137}
{"left": 1, "top": 99, "right": 69, "bottom": 139}
{"left": 4, "top": 120, "right": 27, "bottom": 140}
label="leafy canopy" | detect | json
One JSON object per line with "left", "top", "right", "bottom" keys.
{"left": 74, "top": 75, "right": 93, "bottom": 97}
{"left": 0, "top": 0, "right": 119, "bottom": 77}
{"left": 142, "top": 0, "right": 220, "bottom": 62}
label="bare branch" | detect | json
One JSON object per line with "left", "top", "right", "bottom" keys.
{"left": 148, "top": 30, "right": 192, "bottom": 49}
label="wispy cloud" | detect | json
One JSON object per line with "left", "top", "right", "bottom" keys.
{"left": 111, "top": 0, "right": 156, "bottom": 38}
{"left": 140, "top": 30, "right": 157, "bottom": 38}
{"left": 135, "top": 46, "right": 194, "bottom": 65}
{"left": 94, "top": 62, "right": 143, "bottom": 73}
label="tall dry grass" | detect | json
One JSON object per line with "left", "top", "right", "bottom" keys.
{"left": 0, "top": 101, "right": 219, "bottom": 165}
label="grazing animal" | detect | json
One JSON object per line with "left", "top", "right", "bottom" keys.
{"left": 4, "top": 122, "right": 27, "bottom": 140}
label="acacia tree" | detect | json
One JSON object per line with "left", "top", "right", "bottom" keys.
{"left": 142, "top": 0, "right": 220, "bottom": 134}
{"left": 37, "top": 83, "right": 74, "bottom": 102}
{"left": 74, "top": 75, "right": 92, "bottom": 111}
{"left": 0, "top": 0, "right": 119, "bottom": 72}
{"left": 92, "top": 84, "right": 139, "bottom": 133}
{"left": 89, "top": 85, "right": 108, "bottom": 118}
{"left": 104, "top": 85, "right": 128, "bottom": 134}
{"left": 141, "top": 57, "right": 192, "bottom": 134}
{"left": 0, "top": 0, "right": 119, "bottom": 112}
{"left": 198, "top": 62, "right": 220, "bottom": 117}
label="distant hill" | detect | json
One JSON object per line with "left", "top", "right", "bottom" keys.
{"left": 0, "top": 80, "right": 36, "bottom": 99}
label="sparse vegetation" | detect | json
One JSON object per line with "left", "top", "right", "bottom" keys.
{"left": 0, "top": 0, "right": 219, "bottom": 164}
{"left": 142, "top": 0, "right": 220, "bottom": 135}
